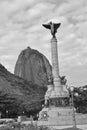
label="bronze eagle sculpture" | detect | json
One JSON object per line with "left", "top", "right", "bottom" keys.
{"left": 42, "top": 21, "right": 61, "bottom": 37}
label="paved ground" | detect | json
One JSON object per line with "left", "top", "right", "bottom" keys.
{"left": 0, "top": 121, "right": 87, "bottom": 130}
{"left": 49, "top": 124, "right": 87, "bottom": 130}
{"left": 22, "top": 121, "right": 87, "bottom": 130}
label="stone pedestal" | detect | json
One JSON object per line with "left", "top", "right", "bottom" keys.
{"left": 45, "top": 84, "right": 53, "bottom": 105}
{"left": 38, "top": 107, "right": 74, "bottom": 126}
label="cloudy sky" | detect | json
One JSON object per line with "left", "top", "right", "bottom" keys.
{"left": 0, "top": 0, "right": 87, "bottom": 86}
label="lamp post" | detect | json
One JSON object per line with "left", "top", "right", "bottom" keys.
{"left": 6, "top": 110, "right": 8, "bottom": 118}
{"left": 70, "top": 86, "right": 76, "bottom": 128}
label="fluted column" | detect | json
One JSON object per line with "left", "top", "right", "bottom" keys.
{"left": 51, "top": 36, "right": 61, "bottom": 88}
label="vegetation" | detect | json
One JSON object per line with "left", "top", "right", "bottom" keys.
{"left": 70, "top": 85, "right": 87, "bottom": 113}
{"left": 0, "top": 64, "right": 46, "bottom": 118}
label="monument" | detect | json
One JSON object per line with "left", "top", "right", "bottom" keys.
{"left": 36, "top": 21, "right": 87, "bottom": 128}
{"left": 38, "top": 21, "right": 73, "bottom": 126}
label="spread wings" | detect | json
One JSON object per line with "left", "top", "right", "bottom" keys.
{"left": 42, "top": 23, "right": 61, "bottom": 31}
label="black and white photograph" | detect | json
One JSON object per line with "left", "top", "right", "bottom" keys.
{"left": 0, "top": 0, "right": 87, "bottom": 130}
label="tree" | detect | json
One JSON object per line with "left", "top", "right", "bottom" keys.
{"left": 73, "top": 86, "right": 87, "bottom": 113}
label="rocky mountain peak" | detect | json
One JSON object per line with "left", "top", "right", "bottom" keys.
{"left": 14, "top": 47, "right": 52, "bottom": 87}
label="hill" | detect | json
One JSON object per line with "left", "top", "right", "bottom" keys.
{"left": 0, "top": 64, "right": 46, "bottom": 118}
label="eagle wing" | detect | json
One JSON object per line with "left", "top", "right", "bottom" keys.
{"left": 54, "top": 23, "right": 61, "bottom": 31}
{"left": 42, "top": 24, "right": 51, "bottom": 30}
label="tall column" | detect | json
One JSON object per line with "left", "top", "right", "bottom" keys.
{"left": 51, "top": 37, "right": 61, "bottom": 88}
{"left": 42, "top": 22, "right": 69, "bottom": 97}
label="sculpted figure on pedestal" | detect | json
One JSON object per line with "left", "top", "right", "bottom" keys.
{"left": 42, "top": 21, "right": 61, "bottom": 37}
{"left": 60, "top": 76, "right": 67, "bottom": 85}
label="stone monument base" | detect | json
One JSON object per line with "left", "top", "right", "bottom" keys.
{"left": 38, "top": 106, "right": 74, "bottom": 125}
{"left": 38, "top": 107, "right": 87, "bottom": 126}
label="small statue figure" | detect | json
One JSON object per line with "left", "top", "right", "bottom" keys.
{"left": 42, "top": 21, "right": 61, "bottom": 37}
{"left": 47, "top": 75, "right": 53, "bottom": 85}
{"left": 60, "top": 76, "right": 67, "bottom": 85}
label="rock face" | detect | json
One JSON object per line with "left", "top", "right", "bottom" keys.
{"left": 14, "top": 47, "right": 52, "bottom": 87}
{"left": 0, "top": 64, "right": 46, "bottom": 118}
